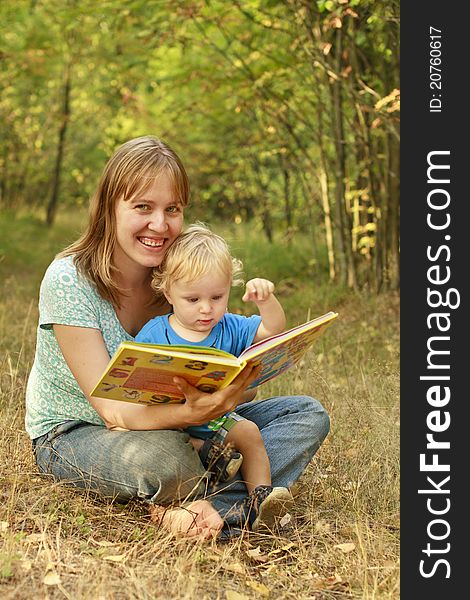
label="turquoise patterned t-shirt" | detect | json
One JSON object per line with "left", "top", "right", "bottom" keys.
{"left": 25, "top": 256, "right": 133, "bottom": 439}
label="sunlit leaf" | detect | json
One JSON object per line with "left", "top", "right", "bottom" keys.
{"left": 103, "top": 554, "right": 126, "bottom": 562}
{"left": 226, "top": 591, "right": 249, "bottom": 600}
{"left": 334, "top": 542, "right": 356, "bottom": 553}
{"left": 43, "top": 571, "right": 61, "bottom": 586}
{"left": 246, "top": 546, "right": 269, "bottom": 563}
{"left": 246, "top": 580, "right": 270, "bottom": 596}
{"left": 223, "top": 562, "right": 246, "bottom": 574}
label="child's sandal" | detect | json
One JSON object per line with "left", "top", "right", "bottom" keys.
{"left": 247, "top": 485, "right": 294, "bottom": 532}
{"left": 199, "top": 439, "right": 243, "bottom": 485}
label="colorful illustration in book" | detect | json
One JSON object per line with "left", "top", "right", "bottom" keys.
{"left": 185, "top": 360, "right": 209, "bottom": 371}
{"left": 205, "top": 370, "right": 228, "bottom": 381}
{"left": 121, "top": 356, "right": 138, "bottom": 367}
{"left": 149, "top": 355, "right": 174, "bottom": 365}
{"left": 123, "top": 390, "right": 142, "bottom": 400}
{"left": 197, "top": 384, "right": 218, "bottom": 393}
{"left": 150, "top": 394, "right": 173, "bottom": 404}
{"left": 109, "top": 368, "right": 132, "bottom": 379}
{"left": 101, "top": 383, "right": 119, "bottom": 392}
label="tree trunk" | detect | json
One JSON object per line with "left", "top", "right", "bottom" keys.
{"left": 318, "top": 167, "right": 335, "bottom": 281}
{"left": 387, "top": 133, "right": 400, "bottom": 289}
{"left": 281, "top": 157, "right": 292, "bottom": 232}
{"left": 330, "top": 27, "right": 356, "bottom": 288}
{"left": 315, "top": 103, "right": 336, "bottom": 281}
{"left": 46, "top": 65, "right": 71, "bottom": 226}
{"left": 0, "top": 144, "right": 8, "bottom": 208}
{"left": 261, "top": 208, "right": 273, "bottom": 243}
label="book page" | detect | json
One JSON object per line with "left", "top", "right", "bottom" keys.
{"left": 239, "top": 311, "right": 338, "bottom": 361}
{"left": 241, "top": 313, "right": 338, "bottom": 389}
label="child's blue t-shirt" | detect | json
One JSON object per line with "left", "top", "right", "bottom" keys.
{"left": 136, "top": 313, "right": 262, "bottom": 356}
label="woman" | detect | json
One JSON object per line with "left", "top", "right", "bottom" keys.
{"left": 25, "top": 135, "right": 330, "bottom": 539}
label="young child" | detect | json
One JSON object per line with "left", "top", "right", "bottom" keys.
{"left": 136, "top": 223, "right": 294, "bottom": 531}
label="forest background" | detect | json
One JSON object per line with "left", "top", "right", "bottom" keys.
{"left": 0, "top": 1, "right": 400, "bottom": 599}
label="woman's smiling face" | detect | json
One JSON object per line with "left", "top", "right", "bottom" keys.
{"left": 113, "top": 172, "right": 184, "bottom": 274}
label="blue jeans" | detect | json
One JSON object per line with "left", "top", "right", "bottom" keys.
{"left": 32, "top": 396, "right": 329, "bottom": 526}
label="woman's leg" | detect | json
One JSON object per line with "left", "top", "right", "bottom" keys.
{"left": 209, "top": 395, "right": 330, "bottom": 526}
{"left": 33, "top": 420, "right": 208, "bottom": 505}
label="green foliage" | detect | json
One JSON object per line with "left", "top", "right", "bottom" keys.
{"left": 0, "top": 210, "right": 85, "bottom": 280}
{"left": 0, "top": 552, "right": 17, "bottom": 580}
{"left": 0, "top": 0, "right": 399, "bottom": 289}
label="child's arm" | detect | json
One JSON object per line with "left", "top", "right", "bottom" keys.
{"left": 242, "top": 278, "right": 286, "bottom": 342}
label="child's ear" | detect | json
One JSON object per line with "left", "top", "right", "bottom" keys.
{"left": 163, "top": 290, "right": 173, "bottom": 305}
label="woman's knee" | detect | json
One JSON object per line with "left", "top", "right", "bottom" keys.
{"left": 295, "top": 395, "right": 331, "bottom": 440}
{"left": 38, "top": 426, "right": 208, "bottom": 505}
{"left": 135, "top": 430, "right": 208, "bottom": 504}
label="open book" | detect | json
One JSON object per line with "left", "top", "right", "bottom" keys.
{"left": 91, "top": 311, "right": 338, "bottom": 405}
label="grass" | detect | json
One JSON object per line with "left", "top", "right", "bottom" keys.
{"left": 0, "top": 208, "right": 399, "bottom": 599}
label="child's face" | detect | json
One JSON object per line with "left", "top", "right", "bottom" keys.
{"left": 165, "top": 271, "right": 231, "bottom": 337}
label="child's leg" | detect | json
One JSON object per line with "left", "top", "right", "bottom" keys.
{"left": 224, "top": 420, "right": 271, "bottom": 494}
{"left": 186, "top": 421, "right": 243, "bottom": 485}
{"left": 221, "top": 418, "right": 294, "bottom": 530}
{"left": 189, "top": 436, "right": 204, "bottom": 452}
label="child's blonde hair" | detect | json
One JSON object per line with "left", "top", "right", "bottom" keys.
{"left": 152, "top": 222, "right": 244, "bottom": 294}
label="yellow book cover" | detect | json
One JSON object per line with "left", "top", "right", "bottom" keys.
{"left": 90, "top": 311, "right": 338, "bottom": 405}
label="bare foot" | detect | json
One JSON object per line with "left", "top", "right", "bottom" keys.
{"left": 149, "top": 499, "right": 223, "bottom": 539}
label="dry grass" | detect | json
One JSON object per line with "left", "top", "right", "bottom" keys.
{"left": 0, "top": 214, "right": 399, "bottom": 599}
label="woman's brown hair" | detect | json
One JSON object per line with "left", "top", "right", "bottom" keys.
{"left": 58, "top": 136, "right": 190, "bottom": 307}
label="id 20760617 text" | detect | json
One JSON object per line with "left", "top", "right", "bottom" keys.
{"left": 429, "top": 26, "right": 442, "bottom": 113}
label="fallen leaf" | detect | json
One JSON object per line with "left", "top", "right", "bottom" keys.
{"left": 43, "top": 571, "right": 61, "bottom": 586}
{"left": 226, "top": 591, "right": 249, "bottom": 600}
{"left": 314, "top": 520, "right": 331, "bottom": 534}
{"left": 94, "top": 540, "right": 116, "bottom": 547}
{"left": 246, "top": 546, "right": 269, "bottom": 563}
{"left": 0, "top": 521, "right": 9, "bottom": 532}
{"left": 103, "top": 554, "right": 126, "bottom": 562}
{"left": 281, "top": 542, "right": 296, "bottom": 551}
{"left": 279, "top": 513, "right": 292, "bottom": 527}
{"left": 246, "top": 580, "right": 270, "bottom": 596}
{"left": 345, "top": 446, "right": 359, "bottom": 458}
{"left": 206, "top": 552, "right": 224, "bottom": 562}
{"left": 334, "top": 542, "right": 356, "bottom": 553}
{"left": 260, "top": 565, "right": 279, "bottom": 576}
{"left": 224, "top": 562, "right": 246, "bottom": 575}
{"left": 21, "top": 559, "right": 32, "bottom": 573}
{"left": 268, "top": 542, "right": 296, "bottom": 557}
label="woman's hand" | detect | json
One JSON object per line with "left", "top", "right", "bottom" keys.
{"left": 173, "top": 363, "right": 262, "bottom": 426}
